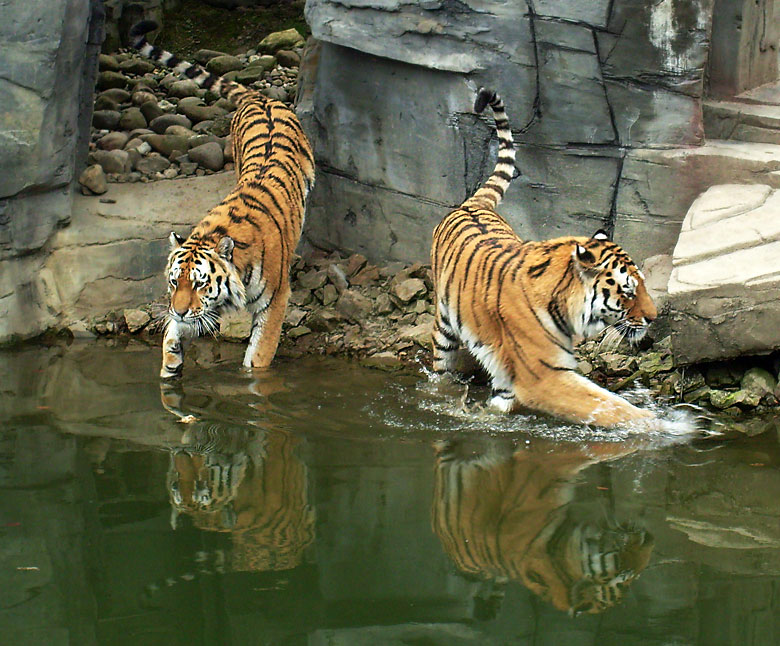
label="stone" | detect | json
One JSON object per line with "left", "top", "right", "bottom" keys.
{"left": 140, "top": 101, "right": 165, "bottom": 123}
{"left": 92, "top": 110, "right": 121, "bottom": 130}
{"left": 97, "top": 70, "right": 129, "bottom": 90}
{"left": 397, "top": 321, "right": 433, "bottom": 347}
{"left": 169, "top": 79, "right": 200, "bottom": 99}
{"left": 326, "top": 263, "right": 349, "bottom": 292}
{"left": 91, "top": 149, "right": 131, "bottom": 175}
{"left": 123, "top": 308, "right": 151, "bottom": 333}
{"left": 194, "top": 49, "right": 229, "bottom": 64}
{"left": 668, "top": 184, "right": 780, "bottom": 363}
{"left": 135, "top": 153, "right": 171, "bottom": 174}
{"left": 178, "top": 103, "right": 228, "bottom": 123}
{"left": 287, "top": 325, "right": 312, "bottom": 339}
{"left": 335, "top": 289, "right": 373, "bottom": 322}
{"left": 118, "top": 107, "right": 147, "bottom": 131}
{"left": 350, "top": 266, "right": 380, "bottom": 286}
{"left": 187, "top": 142, "right": 224, "bottom": 171}
{"left": 206, "top": 55, "right": 244, "bottom": 75}
{"left": 149, "top": 114, "right": 193, "bottom": 134}
{"left": 321, "top": 283, "right": 339, "bottom": 306}
{"left": 741, "top": 368, "right": 777, "bottom": 399}
{"left": 165, "top": 125, "right": 196, "bottom": 138}
{"left": 345, "top": 253, "right": 367, "bottom": 277}
{"left": 220, "top": 311, "right": 251, "bottom": 341}
{"left": 259, "top": 29, "right": 305, "bottom": 54}
{"left": 391, "top": 278, "right": 426, "bottom": 304}
{"left": 276, "top": 50, "right": 301, "bottom": 67}
{"left": 308, "top": 308, "right": 346, "bottom": 332}
{"left": 374, "top": 293, "right": 394, "bottom": 315}
{"left": 132, "top": 90, "right": 157, "bottom": 107}
{"left": 99, "top": 54, "right": 119, "bottom": 71}
{"left": 361, "top": 351, "right": 403, "bottom": 370}
{"left": 98, "top": 88, "right": 131, "bottom": 104}
{"left": 141, "top": 134, "right": 191, "bottom": 158}
{"left": 119, "top": 58, "right": 156, "bottom": 76}
{"left": 285, "top": 307, "right": 308, "bottom": 327}
{"left": 94, "top": 95, "right": 119, "bottom": 111}
{"left": 78, "top": 165, "right": 107, "bottom": 195}
{"left": 709, "top": 389, "right": 761, "bottom": 410}
{"left": 262, "top": 86, "right": 288, "bottom": 102}
{"left": 97, "top": 131, "right": 129, "bottom": 151}
{"left": 298, "top": 269, "right": 328, "bottom": 290}
{"left": 641, "top": 254, "right": 673, "bottom": 310}
{"left": 704, "top": 100, "right": 780, "bottom": 146}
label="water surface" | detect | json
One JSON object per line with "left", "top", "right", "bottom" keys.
{"left": 1, "top": 339, "right": 779, "bottom": 645}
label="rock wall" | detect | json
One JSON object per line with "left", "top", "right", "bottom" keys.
{"left": 0, "top": 0, "right": 103, "bottom": 340}
{"left": 297, "top": 0, "right": 780, "bottom": 267}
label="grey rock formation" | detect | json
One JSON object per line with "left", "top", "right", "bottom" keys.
{"left": 667, "top": 184, "right": 780, "bottom": 363}
{"left": 0, "top": 0, "right": 103, "bottom": 259}
{"left": 298, "top": 0, "right": 723, "bottom": 262}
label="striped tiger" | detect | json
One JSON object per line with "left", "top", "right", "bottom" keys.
{"left": 431, "top": 438, "right": 654, "bottom": 616}
{"left": 431, "top": 88, "right": 657, "bottom": 427}
{"left": 167, "top": 425, "right": 315, "bottom": 573}
{"left": 129, "top": 21, "right": 315, "bottom": 378}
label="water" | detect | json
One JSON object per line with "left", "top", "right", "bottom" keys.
{"left": 1, "top": 339, "right": 779, "bottom": 645}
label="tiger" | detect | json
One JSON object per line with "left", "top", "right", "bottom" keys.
{"left": 166, "top": 424, "right": 315, "bottom": 573}
{"left": 430, "top": 87, "right": 658, "bottom": 427}
{"left": 431, "top": 437, "right": 654, "bottom": 616}
{"left": 129, "top": 21, "right": 315, "bottom": 378}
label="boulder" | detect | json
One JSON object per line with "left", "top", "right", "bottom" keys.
{"left": 149, "top": 114, "right": 193, "bottom": 134}
{"left": 259, "top": 28, "right": 305, "bottom": 54}
{"left": 206, "top": 55, "right": 244, "bottom": 75}
{"left": 187, "top": 142, "right": 224, "bottom": 171}
{"left": 668, "top": 184, "right": 780, "bottom": 363}
{"left": 78, "top": 165, "right": 107, "bottom": 195}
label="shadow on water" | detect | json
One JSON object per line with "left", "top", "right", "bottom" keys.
{"left": 1, "top": 339, "right": 780, "bottom": 645}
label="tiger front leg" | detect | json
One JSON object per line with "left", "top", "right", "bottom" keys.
{"left": 243, "top": 287, "right": 290, "bottom": 369}
{"left": 161, "top": 320, "right": 188, "bottom": 379}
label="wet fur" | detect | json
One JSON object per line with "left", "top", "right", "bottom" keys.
{"left": 430, "top": 88, "right": 657, "bottom": 427}
{"left": 129, "top": 21, "right": 315, "bottom": 377}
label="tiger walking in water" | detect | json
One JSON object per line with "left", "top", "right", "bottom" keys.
{"left": 431, "top": 88, "right": 657, "bottom": 427}
{"left": 129, "top": 21, "right": 315, "bottom": 378}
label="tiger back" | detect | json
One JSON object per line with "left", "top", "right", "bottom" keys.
{"left": 430, "top": 88, "right": 657, "bottom": 428}
{"left": 431, "top": 439, "right": 654, "bottom": 616}
{"left": 129, "top": 21, "right": 315, "bottom": 378}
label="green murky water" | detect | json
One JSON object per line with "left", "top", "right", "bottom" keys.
{"left": 1, "top": 339, "right": 779, "bottom": 645}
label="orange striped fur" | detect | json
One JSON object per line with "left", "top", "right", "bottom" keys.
{"left": 431, "top": 88, "right": 657, "bottom": 427}
{"left": 130, "top": 21, "right": 315, "bottom": 377}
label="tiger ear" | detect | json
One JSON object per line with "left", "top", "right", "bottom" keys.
{"left": 592, "top": 229, "right": 610, "bottom": 241}
{"left": 169, "top": 231, "right": 185, "bottom": 250}
{"left": 574, "top": 244, "right": 596, "bottom": 267}
{"left": 216, "top": 236, "right": 234, "bottom": 262}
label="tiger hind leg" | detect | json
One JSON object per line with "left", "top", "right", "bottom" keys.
{"left": 432, "top": 301, "right": 460, "bottom": 375}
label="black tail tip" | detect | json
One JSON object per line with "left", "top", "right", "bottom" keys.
{"left": 129, "top": 20, "right": 159, "bottom": 40}
{"left": 474, "top": 87, "right": 496, "bottom": 114}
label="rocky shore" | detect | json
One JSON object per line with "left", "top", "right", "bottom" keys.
{"left": 79, "top": 247, "right": 779, "bottom": 436}
{"left": 79, "top": 28, "right": 305, "bottom": 194}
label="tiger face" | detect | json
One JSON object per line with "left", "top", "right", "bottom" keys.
{"left": 573, "top": 231, "right": 657, "bottom": 343}
{"left": 165, "top": 232, "right": 246, "bottom": 336}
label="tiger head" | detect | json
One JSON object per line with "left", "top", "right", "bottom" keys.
{"left": 571, "top": 230, "right": 656, "bottom": 343}
{"left": 555, "top": 521, "right": 654, "bottom": 616}
{"left": 165, "top": 232, "right": 246, "bottom": 335}
{"left": 167, "top": 449, "right": 248, "bottom": 530}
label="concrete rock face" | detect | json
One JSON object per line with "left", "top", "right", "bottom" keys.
{"left": 0, "top": 0, "right": 103, "bottom": 259}
{"left": 300, "top": 0, "right": 716, "bottom": 262}
{"left": 668, "top": 184, "right": 780, "bottom": 364}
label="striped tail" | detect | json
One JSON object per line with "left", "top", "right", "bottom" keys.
{"left": 464, "top": 88, "right": 517, "bottom": 211}
{"left": 128, "top": 20, "right": 250, "bottom": 106}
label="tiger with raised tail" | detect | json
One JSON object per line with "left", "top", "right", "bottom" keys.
{"left": 431, "top": 88, "right": 657, "bottom": 427}
{"left": 129, "top": 21, "right": 315, "bottom": 378}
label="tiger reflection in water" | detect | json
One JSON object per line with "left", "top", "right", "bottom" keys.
{"left": 431, "top": 437, "right": 654, "bottom": 616}
{"left": 160, "top": 382, "right": 314, "bottom": 573}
